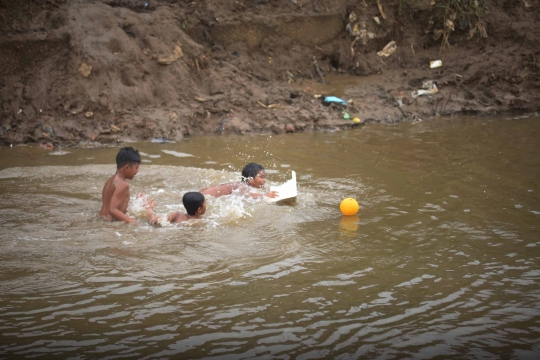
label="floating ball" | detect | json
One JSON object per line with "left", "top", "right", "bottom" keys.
{"left": 340, "top": 198, "right": 359, "bottom": 216}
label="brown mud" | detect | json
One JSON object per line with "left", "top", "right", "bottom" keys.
{"left": 1, "top": 0, "right": 539, "bottom": 147}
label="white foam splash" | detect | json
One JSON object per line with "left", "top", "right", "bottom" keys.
{"left": 162, "top": 150, "right": 193, "bottom": 158}
{"left": 50, "top": 150, "right": 70, "bottom": 155}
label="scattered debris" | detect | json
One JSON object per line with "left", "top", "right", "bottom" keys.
{"left": 377, "top": 0, "right": 387, "bottom": 20}
{"left": 342, "top": 110, "right": 351, "bottom": 119}
{"left": 312, "top": 56, "right": 326, "bottom": 84}
{"left": 477, "top": 20, "right": 488, "bottom": 38}
{"left": 430, "top": 60, "right": 442, "bottom": 68}
{"left": 287, "top": 70, "right": 295, "bottom": 83}
{"left": 322, "top": 96, "right": 348, "bottom": 106}
{"left": 79, "top": 62, "right": 92, "bottom": 77}
{"left": 412, "top": 80, "right": 438, "bottom": 98}
{"left": 85, "top": 111, "right": 93, "bottom": 118}
{"left": 285, "top": 124, "right": 295, "bottom": 133}
{"left": 373, "top": 16, "right": 380, "bottom": 25}
{"left": 195, "top": 97, "right": 208, "bottom": 102}
{"left": 257, "top": 101, "right": 282, "bottom": 109}
{"left": 353, "top": 117, "right": 362, "bottom": 123}
{"left": 110, "top": 124, "right": 122, "bottom": 133}
{"left": 157, "top": 45, "right": 184, "bottom": 65}
{"left": 377, "top": 41, "right": 397, "bottom": 57}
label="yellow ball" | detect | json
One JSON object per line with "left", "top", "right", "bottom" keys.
{"left": 340, "top": 198, "right": 359, "bottom": 216}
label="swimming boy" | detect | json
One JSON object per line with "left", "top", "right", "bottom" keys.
{"left": 143, "top": 192, "right": 206, "bottom": 224}
{"left": 99, "top": 147, "right": 141, "bottom": 223}
{"left": 199, "top": 162, "right": 279, "bottom": 199}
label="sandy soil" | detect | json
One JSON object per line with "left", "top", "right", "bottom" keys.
{"left": 0, "top": 0, "right": 539, "bottom": 147}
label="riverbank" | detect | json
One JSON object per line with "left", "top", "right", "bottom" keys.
{"left": 1, "top": 0, "right": 539, "bottom": 147}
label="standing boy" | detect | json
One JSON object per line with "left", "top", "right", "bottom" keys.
{"left": 99, "top": 147, "right": 141, "bottom": 223}
{"left": 199, "top": 162, "right": 279, "bottom": 199}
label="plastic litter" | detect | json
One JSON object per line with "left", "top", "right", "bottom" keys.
{"left": 265, "top": 171, "right": 297, "bottom": 204}
{"left": 323, "top": 96, "right": 347, "bottom": 106}
{"left": 411, "top": 80, "right": 438, "bottom": 98}
{"left": 342, "top": 110, "right": 351, "bottom": 120}
{"left": 377, "top": 41, "right": 397, "bottom": 57}
{"left": 430, "top": 60, "right": 442, "bottom": 68}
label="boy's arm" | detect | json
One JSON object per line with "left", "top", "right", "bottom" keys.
{"left": 167, "top": 211, "right": 180, "bottom": 223}
{"left": 200, "top": 183, "right": 239, "bottom": 197}
{"left": 249, "top": 191, "right": 279, "bottom": 198}
{"left": 143, "top": 198, "right": 161, "bottom": 225}
{"left": 110, "top": 183, "right": 135, "bottom": 223}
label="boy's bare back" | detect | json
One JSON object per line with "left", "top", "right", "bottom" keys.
{"left": 99, "top": 174, "right": 131, "bottom": 222}
{"left": 99, "top": 147, "right": 141, "bottom": 223}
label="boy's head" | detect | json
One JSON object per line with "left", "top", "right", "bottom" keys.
{"left": 116, "top": 147, "right": 141, "bottom": 179}
{"left": 183, "top": 192, "right": 206, "bottom": 216}
{"left": 116, "top": 147, "right": 141, "bottom": 169}
{"left": 241, "top": 163, "right": 266, "bottom": 188}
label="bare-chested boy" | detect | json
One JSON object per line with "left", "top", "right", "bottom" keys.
{"left": 200, "top": 162, "right": 279, "bottom": 199}
{"left": 99, "top": 147, "right": 141, "bottom": 223}
{"left": 142, "top": 192, "right": 206, "bottom": 225}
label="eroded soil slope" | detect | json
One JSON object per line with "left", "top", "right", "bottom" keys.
{"left": 1, "top": 0, "right": 539, "bottom": 146}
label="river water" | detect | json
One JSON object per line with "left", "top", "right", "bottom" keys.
{"left": 0, "top": 116, "right": 539, "bottom": 359}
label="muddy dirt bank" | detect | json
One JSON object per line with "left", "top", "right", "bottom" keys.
{"left": 1, "top": 0, "right": 539, "bottom": 147}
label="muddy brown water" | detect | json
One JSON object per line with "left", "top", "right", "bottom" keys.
{"left": 0, "top": 116, "right": 539, "bottom": 359}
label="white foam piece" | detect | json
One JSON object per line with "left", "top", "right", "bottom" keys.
{"left": 265, "top": 171, "right": 297, "bottom": 204}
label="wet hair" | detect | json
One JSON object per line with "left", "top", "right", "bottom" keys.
{"left": 183, "top": 192, "right": 205, "bottom": 216}
{"left": 241, "top": 163, "right": 264, "bottom": 182}
{"left": 116, "top": 147, "right": 141, "bottom": 169}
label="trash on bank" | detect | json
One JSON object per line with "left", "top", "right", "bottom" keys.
{"left": 373, "top": 16, "right": 380, "bottom": 25}
{"left": 430, "top": 60, "right": 442, "bottom": 68}
{"left": 79, "top": 62, "right": 92, "bottom": 77}
{"left": 411, "top": 80, "right": 438, "bottom": 98}
{"left": 257, "top": 100, "right": 282, "bottom": 109}
{"left": 342, "top": 110, "right": 351, "bottom": 120}
{"left": 377, "top": 41, "right": 397, "bottom": 57}
{"left": 322, "top": 96, "right": 348, "bottom": 106}
{"left": 353, "top": 117, "right": 361, "bottom": 123}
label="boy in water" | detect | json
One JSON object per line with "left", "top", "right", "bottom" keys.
{"left": 99, "top": 147, "right": 141, "bottom": 223}
{"left": 143, "top": 192, "right": 207, "bottom": 224}
{"left": 199, "top": 162, "right": 279, "bottom": 199}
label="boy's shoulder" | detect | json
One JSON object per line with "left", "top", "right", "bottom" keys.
{"left": 172, "top": 212, "right": 190, "bottom": 223}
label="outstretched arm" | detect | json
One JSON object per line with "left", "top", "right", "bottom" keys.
{"left": 200, "top": 183, "right": 240, "bottom": 198}
{"left": 110, "top": 183, "right": 135, "bottom": 223}
{"left": 249, "top": 190, "right": 279, "bottom": 198}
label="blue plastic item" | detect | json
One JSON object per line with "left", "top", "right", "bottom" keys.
{"left": 324, "top": 96, "right": 347, "bottom": 106}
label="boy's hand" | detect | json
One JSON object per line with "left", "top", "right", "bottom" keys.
{"left": 266, "top": 191, "right": 279, "bottom": 198}
{"left": 144, "top": 197, "right": 156, "bottom": 210}
{"left": 136, "top": 193, "right": 145, "bottom": 198}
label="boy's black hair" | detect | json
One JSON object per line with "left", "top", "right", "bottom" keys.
{"left": 241, "top": 163, "right": 264, "bottom": 182}
{"left": 183, "top": 192, "right": 205, "bottom": 216}
{"left": 116, "top": 147, "right": 141, "bottom": 169}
